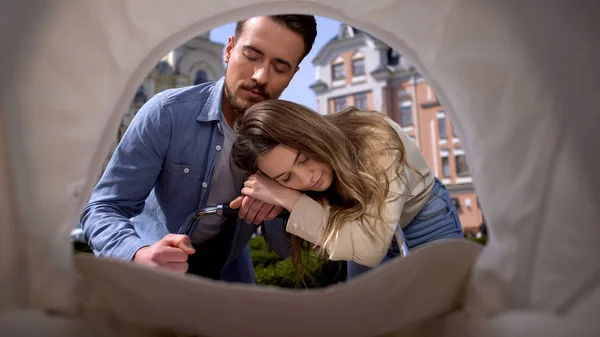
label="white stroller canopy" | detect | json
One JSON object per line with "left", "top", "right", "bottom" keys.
{"left": 0, "top": 1, "right": 598, "bottom": 336}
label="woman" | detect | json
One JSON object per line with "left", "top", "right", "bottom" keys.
{"left": 230, "top": 99, "right": 463, "bottom": 280}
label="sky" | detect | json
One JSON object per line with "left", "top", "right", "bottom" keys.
{"left": 209, "top": 16, "right": 342, "bottom": 111}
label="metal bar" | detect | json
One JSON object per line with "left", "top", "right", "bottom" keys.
{"left": 394, "top": 225, "right": 410, "bottom": 257}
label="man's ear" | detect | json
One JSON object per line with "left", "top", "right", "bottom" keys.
{"left": 224, "top": 36, "right": 235, "bottom": 64}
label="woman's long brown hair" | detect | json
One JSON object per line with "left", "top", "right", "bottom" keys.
{"left": 230, "top": 99, "right": 418, "bottom": 284}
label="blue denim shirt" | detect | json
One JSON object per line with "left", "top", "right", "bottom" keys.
{"left": 80, "top": 77, "right": 290, "bottom": 276}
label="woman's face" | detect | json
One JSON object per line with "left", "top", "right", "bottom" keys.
{"left": 257, "top": 144, "right": 334, "bottom": 192}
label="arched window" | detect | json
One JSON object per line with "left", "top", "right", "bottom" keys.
{"left": 133, "top": 85, "right": 147, "bottom": 105}
{"left": 156, "top": 60, "right": 172, "bottom": 74}
{"left": 194, "top": 70, "right": 209, "bottom": 85}
{"left": 331, "top": 56, "right": 345, "bottom": 82}
{"left": 351, "top": 52, "right": 365, "bottom": 77}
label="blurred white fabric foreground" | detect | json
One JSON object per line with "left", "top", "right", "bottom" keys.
{"left": 0, "top": 0, "right": 598, "bottom": 336}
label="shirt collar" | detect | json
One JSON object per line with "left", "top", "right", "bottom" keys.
{"left": 197, "top": 76, "right": 225, "bottom": 123}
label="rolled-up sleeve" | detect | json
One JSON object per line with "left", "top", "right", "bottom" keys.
{"left": 79, "top": 95, "right": 171, "bottom": 260}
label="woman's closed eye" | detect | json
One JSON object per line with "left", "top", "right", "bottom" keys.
{"left": 277, "top": 154, "right": 310, "bottom": 184}
{"left": 298, "top": 155, "right": 309, "bottom": 164}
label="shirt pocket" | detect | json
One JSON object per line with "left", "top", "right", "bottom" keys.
{"left": 158, "top": 161, "right": 206, "bottom": 221}
{"left": 414, "top": 196, "right": 449, "bottom": 221}
{"left": 163, "top": 160, "right": 205, "bottom": 181}
{"left": 404, "top": 196, "right": 453, "bottom": 243}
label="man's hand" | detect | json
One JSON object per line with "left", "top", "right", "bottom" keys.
{"left": 230, "top": 195, "right": 283, "bottom": 225}
{"left": 133, "top": 234, "right": 195, "bottom": 273}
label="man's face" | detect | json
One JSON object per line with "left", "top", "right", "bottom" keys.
{"left": 223, "top": 17, "right": 305, "bottom": 114}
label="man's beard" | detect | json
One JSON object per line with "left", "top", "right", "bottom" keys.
{"left": 224, "top": 81, "right": 249, "bottom": 115}
{"left": 224, "top": 80, "right": 270, "bottom": 115}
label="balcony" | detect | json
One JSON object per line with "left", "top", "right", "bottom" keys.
{"left": 309, "top": 79, "right": 329, "bottom": 95}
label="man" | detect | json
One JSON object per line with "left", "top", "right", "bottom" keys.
{"left": 79, "top": 15, "right": 318, "bottom": 283}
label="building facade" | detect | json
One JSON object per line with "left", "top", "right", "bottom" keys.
{"left": 310, "top": 24, "right": 484, "bottom": 234}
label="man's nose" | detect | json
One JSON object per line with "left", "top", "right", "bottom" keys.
{"left": 252, "top": 66, "right": 269, "bottom": 86}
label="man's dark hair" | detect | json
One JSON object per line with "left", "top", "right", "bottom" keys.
{"left": 235, "top": 15, "right": 318, "bottom": 65}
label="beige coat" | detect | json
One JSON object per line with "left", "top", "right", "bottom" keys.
{"left": 287, "top": 117, "right": 435, "bottom": 267}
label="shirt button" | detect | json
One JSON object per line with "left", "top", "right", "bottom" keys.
{"left": 202, "top": 182, "right": 208, "bottom": 188}
{"left": 183, "top": 168, "right": 190, "bottom": 174}
{"left": 216, "top": 145, "right": 222, "bottom": 151}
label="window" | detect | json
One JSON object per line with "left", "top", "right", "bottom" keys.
{"left": 352, "top": 58, "right": 365, "bottom": 76}
{"left": 452, "top": 198, "right": 461, "bottom": 211}
{"left": 332, "top": 63, "right": 345, "bottom": 81}
{"left": 442, "top": 156, "right": 450, "bottom": 177}
{"left": 354, "top": 92, "right": 368, "bottom": 109}
{"left": 399, "top": 100, "right": 413, "bottom": 126}
{"left": 156, "top": 60, "right": 172, "bottom": 74}
{"left": 194, "top": 70, "right": 208, "bottom": 85}
{"left": 451, "top": 122, "right": 457, "bottom": 137}
{"left": 133, "top": 85, "right": 147, "bottom": 105}
{"left": 438, "top": 113, "right": 447, "bottom": 139}
{"left": 455, "top": 154, "right": 470, "bottom": 176}
{"left": 387, "top": 48, "right": 400, "bottom": 66}
{"left": 334, "top": 96, "right": 347, "bottom": 112}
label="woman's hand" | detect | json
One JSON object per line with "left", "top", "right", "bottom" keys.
{"left": 241, "top": 172, "right": 302, "bottom": 211}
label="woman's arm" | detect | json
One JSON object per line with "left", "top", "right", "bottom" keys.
{"left": 239, "top": 155, "right": 408, "bottom": 267}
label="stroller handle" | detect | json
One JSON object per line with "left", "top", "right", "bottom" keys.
{"left": 189, "top": 204, "right": 290, "bottom": 219}
{"left": 177, "top": 204, "right": 290, "bottom": 236}
{"left": 179, "top": 204, "right": 409, "bottom": 258}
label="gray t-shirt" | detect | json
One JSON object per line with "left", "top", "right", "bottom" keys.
{"left": 190, "top": 119, "right": 245, "bottom": 244}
